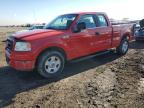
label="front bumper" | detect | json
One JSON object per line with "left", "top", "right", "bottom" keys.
{"left": 6, "top": 50, "right": 35, "bottom": 71}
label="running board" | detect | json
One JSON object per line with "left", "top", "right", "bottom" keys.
{"left": 70, "top": 50, "right": 110, "bottom": 63}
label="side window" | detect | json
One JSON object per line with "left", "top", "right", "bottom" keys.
{"left": 78, "top": 15, "right": 96, "bottom": 28}
{"left": 97, "top": 15, "right": 108, "bottom": 27}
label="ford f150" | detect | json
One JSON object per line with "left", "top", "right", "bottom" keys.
{"left": 5, "top": 12, "right": 133, "bottom": 78}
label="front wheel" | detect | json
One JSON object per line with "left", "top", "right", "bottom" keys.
{"left": 37, "top": 51, "right": 65, "bottom": 78}
{"left": 116, "top": 38, "right": 129, "bottom": 55}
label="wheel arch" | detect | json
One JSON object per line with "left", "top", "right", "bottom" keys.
{"left": 121, "top": 33, "right": 131, "bottom": 41}
{"left": 120, "top": 33, "right": 130, "bottom": 46}
{"left": 35, "top": 46, "right": 67, "bottom": 67}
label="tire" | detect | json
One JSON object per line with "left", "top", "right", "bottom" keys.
{"left": 37, "top": 51, "right": 65, "bottom": 78}
{"left": 116, "top": 38, "right": 129, "bottom": 55}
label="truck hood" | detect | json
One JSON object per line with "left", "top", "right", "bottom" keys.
{"left": 12, "top": 29, "right": 65, "bottom": 40}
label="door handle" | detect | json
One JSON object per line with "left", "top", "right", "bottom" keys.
{"left": 95, "top": 32, "right": 100, "bottom": 36}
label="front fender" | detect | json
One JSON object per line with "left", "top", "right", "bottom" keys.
{"left": 32, "top": 37, "right": 74, "bottom": 60}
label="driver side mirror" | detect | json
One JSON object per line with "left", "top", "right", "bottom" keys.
{"left": 73, "top": 22, "right": 86, "bottom": 33}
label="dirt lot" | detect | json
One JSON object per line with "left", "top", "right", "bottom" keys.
{"left": 0, "top": 27, "right": 144, "bottom": 108}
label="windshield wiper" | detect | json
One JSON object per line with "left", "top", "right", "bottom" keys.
{"left": 45, "top": 27, "right": 56, "bottom": 29}
{"left": 45, "top": 26, "right": 66, "bottom": 30}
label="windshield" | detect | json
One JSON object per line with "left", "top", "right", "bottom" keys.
{"left": 45, "top": 14, "right": 78, "bottom": 30}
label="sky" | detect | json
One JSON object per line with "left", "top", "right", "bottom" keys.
{"left": 0, "top": 0, "right": 144, "bottom": 25}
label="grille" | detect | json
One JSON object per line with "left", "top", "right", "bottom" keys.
{"left": 6, "top": 37, "right": 14, "bottom": 52}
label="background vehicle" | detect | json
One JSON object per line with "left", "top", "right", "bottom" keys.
{"left": 134, "top": 19, "right": 144, "bottom": 41}
{"left": 29, "top": 25, "right": 44, "bottom": 30}
{"left": 5, "top": 12, "right": 133, "bottom": 78}
{"left": 16, "top": 25, "right": 45, "bottom": 33}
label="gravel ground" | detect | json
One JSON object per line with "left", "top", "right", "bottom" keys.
{"left": 0, "top": 28, "right": 144, "bottom": 108}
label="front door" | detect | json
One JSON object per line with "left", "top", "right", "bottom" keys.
{"left": 68, "top": 14, "right": 97, "bottom": 58}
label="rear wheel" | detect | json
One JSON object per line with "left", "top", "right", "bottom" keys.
{"left": 37, "top": 51, "right": 65, "bottom": 78}
{"left": 116, "top": 38, "right": 129, "bottom": 55}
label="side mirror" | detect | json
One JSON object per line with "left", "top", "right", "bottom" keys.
{"left": 77, "top": 22, "right": 86, "bottom": 31}
{"left": 73, "top": 22, "right": 86, "bottom": 33}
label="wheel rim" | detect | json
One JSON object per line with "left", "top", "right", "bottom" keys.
{"left": 122, "top": 41, "right": 128, "bottom": 53}
{"left": 44, "top": 56, "right": 61, "bottom": 74}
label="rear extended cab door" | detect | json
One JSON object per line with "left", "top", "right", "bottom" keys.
{"left": 92, "top": 14, "right": 113, "bottom": 52}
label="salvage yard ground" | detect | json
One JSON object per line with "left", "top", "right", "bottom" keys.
{"left": 0, "top": 27, "right": 144, "bottom": 108}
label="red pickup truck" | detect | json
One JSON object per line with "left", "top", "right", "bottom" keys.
{"left": 5, "top": 12, "right": 133, "bottom": 78}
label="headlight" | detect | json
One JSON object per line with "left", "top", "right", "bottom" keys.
{"left": 15, "top": 42, "right": 31, "bottom": 51}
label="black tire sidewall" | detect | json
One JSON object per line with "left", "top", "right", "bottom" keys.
{"left": 37, "top": 51, "right": 65, "bottom": 78}
{"left": 117, "top": 38, "right": 129, "bottom": 55}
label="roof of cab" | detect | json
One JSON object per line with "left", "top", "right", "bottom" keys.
{"left": 68, "top": 12, "right": 106, "bottom": 15}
